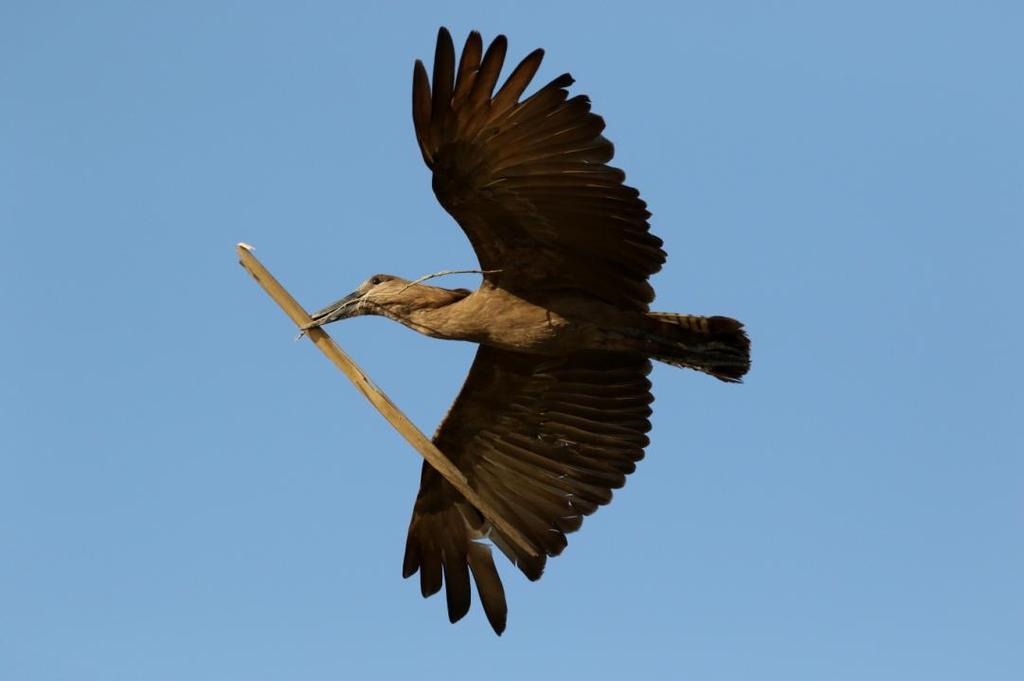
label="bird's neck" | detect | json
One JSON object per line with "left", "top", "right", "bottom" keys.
{"left": 383, "top": 287, "right": 476, "bottom": 341}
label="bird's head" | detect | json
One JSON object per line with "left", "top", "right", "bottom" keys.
{"left": 305, "top": 273, "right": 469, "bottom": 329}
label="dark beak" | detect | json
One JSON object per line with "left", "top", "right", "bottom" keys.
{"left": 304, "top": 290, "right": 362, "bottom": 330}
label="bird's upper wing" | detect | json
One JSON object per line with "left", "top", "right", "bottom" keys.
{"left": 401, "top": 346, "right": 653, "bottom": 634}
{"left": 413, "top": 28, "right": 666, "bottom": 311}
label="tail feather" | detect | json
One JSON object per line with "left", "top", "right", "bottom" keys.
{"left": 645, "top": 312, "right": 751, "bottom": 382}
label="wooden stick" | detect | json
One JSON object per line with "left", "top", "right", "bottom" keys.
{"left": 236, "top": 243, "right": 538, "bottom": 558}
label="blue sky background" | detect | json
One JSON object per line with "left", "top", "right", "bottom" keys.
{"left": 3, "top": 1, "right": 1022, "bottom": 679}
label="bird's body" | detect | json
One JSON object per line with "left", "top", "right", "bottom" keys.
{"left": 308, "top": 28, "right": 751, "bottom": 635}
{"left": 320, "top": 276, "right": 747, "bottom": 371}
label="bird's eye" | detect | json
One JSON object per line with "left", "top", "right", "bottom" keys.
{"left": 371, "top": 276, "right": 382, "bottom": 285}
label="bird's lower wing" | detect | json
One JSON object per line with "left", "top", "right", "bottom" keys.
{"left": 401, "top": 346, "right": 654, "bottom": 634}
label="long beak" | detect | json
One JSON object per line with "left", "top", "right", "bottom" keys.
{"left": 303, "top": 290, "right": 362, "bottom": 330}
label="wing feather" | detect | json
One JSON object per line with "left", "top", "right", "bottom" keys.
{"left": 411, "top": 60, "right": 433, "bottom": 164}
{"left": 453, "top": 30, "right": 482, "bottom": 103}
{"left": 490, "top": 48, "right": 544, "bottom": 116}
{"left": 467, "top": 542, "right": 506, "bottom": 634}
{"left": 430, "top": 28, "right": 456, "bottom": 126}
{"left": 467, "top": 35, "right": 507, "bottom": 108}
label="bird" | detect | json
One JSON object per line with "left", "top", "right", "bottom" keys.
{"left": 305, "top": 27, "right": 751, "bottom": 635}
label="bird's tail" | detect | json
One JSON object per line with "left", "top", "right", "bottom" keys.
{"left": 644, "top": 312, "right": 751, "bottom": 382}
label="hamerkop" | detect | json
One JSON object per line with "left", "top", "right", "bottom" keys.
{"left": 306, "top": 28, "right": 751, "bottom": 635}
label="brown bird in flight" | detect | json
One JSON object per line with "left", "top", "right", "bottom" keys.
{"left": 306, "top": 27, "right": 750, "bottom": 635}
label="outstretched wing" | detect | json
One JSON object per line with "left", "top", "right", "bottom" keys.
{"left": 402, "top": 346, "right": 653, "bottom": 634}
{"left": 413, "top": 28, "right": 666, "bottom": 311}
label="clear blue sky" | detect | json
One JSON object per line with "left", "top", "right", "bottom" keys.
{"left": 2, "top": 1, "right": 1021, "bottom": 679}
